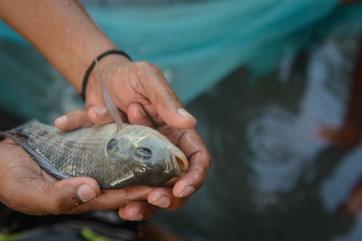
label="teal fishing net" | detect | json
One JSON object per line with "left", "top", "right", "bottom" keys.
{"left": 0, "top": 0, "right": 362, "bottom": 122}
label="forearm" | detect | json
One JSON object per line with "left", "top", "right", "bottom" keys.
{"left": 0, "top": 0, "right": 128, "bottom": 92}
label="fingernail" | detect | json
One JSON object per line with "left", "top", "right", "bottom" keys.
{"left": 129, "top": 209, "right": 143, "bottom": 221}
{"left": 178, "top": 186, "right": 195, "bottom": 198}
{"left": 76, "top": 184, "right": 96, "bottom": 202}
{"left": 92, "top": 107, "right": 108, "bottom": 116}
{"left": 177, "top": 108, "right": 193, "bottom": 118}
{"left": 153, "top": 196, "right": 171, "bottom": 208}
{"left": 54, "top": 116, "right": 68, "bottom": 128}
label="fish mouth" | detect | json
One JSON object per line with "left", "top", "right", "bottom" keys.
{"left": 170, "top": 147, "right": 188, "bottom": 173}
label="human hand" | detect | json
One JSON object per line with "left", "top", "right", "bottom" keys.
{"left": 54, "top": 59, "right": 211, "bottom": 220}
{"left": 55, "top": 57, "right": 196, "bottom": 130}
{"left": 124, "top": 102, "right": 211, "bottom": 216}
{"left": 0, "top": 139, "right": 154, "bottom": 218}
{"left": 55, "top": 106, "right": 210, "bottom": 221}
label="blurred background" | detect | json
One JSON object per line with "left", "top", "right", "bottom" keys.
{"left": 1, "top": 0, "right": 362, "bottom": 241}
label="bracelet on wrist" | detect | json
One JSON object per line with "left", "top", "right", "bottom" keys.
{"left": 81, "top": 49, "right": 132, "bottom": 101}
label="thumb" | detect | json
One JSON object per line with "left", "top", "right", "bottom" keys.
{"left": 27, "top": 177, "right": 100, "bottom": 215}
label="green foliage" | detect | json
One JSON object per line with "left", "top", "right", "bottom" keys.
{"left": 0, "top": 233, "right": 24, "bottom": 241}
{"left": 81, "top": 228, "right": 114, "bottom": 241}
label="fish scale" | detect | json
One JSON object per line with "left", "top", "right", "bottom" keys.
{"left": 6, "top": 120, "right": 188, "bottom": 189}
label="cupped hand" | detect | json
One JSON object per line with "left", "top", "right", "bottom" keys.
{"left": 126, "top": 102, "right": 211, "bottom": 211}
{"left": 0, "top": 139, "right": 154, "bottom": 219}
{"left": 55, "top": 106, "right": 210, "bottom": 221}
{"left": 54, "top": 59, "right": 211, "bottom": 221}
{"left": 55, "top": 58, "right": 196, "bottom": 131}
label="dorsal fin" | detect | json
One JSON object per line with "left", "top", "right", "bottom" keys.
{"left": 95, "top": 59, "right": 124, "bottom": 131}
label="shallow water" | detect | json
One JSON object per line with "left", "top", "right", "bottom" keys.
{"left": 156, "top": 36, "right": 362, "bottom": 241}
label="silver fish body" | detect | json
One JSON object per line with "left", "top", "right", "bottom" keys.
{"left": 8, "top": 120, "right": 188, "bottom": 189}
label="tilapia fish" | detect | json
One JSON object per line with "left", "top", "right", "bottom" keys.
{"left": 4, "top": 120, "right": 188, "bottom": 189}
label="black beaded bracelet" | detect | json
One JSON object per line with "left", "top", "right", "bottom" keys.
{"left": 81, "top": 49, "right": 132, "bottom": 101}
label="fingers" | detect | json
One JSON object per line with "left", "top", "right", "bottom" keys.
{"left": 1, "top": 174, "right": 100, "bottom": 215}
{"left": 127, "top": 103, "right": 154, "bottom": 127}
{"left": 160, "top": 127, "right": 211, "bottom": 198}
{"left": 134, "top": 62, "right": 196, "bottom": 129}
{"left": 54, "top": 106, "right": 114, "bottom": 132}
{"left": 173, "top": 149, "right": 211, "bottom": 198}
{"left": 78, "top": 60, "right": 196, "bottom": 129}
{"left": 118, "top": 187, "right": 187, "bottom": 221}
{"left": 71, "top": 186, "right": 152, "bottom": 213}
{"left": 54, "top": 110, "right": 92, "bottom": 131}
{"left": 119, "top": 201, "right": 156, "bottom": 221}
{"left": 47, "top": 177, "right": 100, "bottom": 214}
{"left": 127, "top": 104, "right": 210, "bottom": 199}
{"left": 147, "top": 187, "right": 186, "bottom": 210}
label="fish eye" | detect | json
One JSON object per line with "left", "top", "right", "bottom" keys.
{"left": 107, "top": 138, "right": 118, "bottom": 151}
{"left": 136, "top": 147, "right": 152, "bottom": 160}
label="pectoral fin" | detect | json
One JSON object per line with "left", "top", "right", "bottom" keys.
{"left": 95, "top": 59, "right": 124, "bottom": 130}
{"left": 8, "top": 133, "right": 68, "bottom": 180}
{"left": 110, "top": 173, "right": 135, "bottom": 187}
